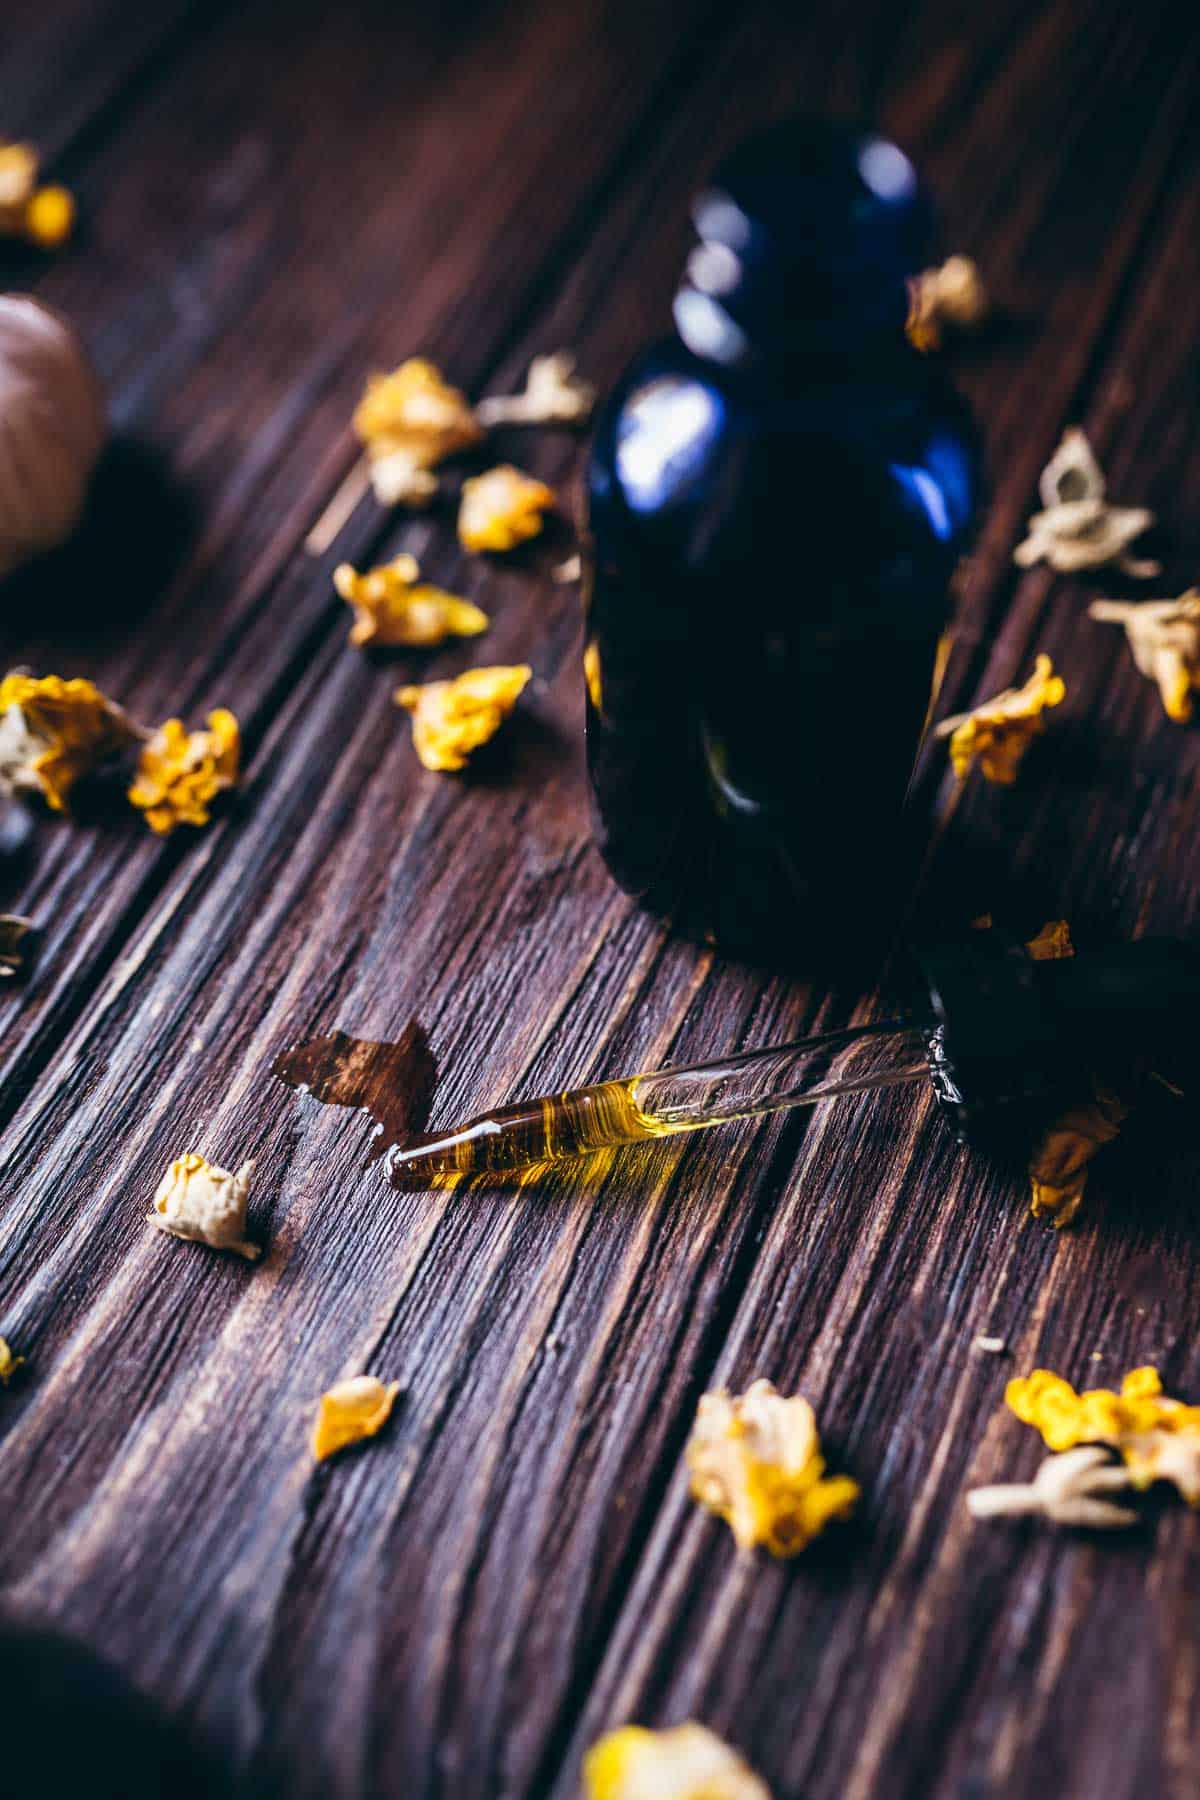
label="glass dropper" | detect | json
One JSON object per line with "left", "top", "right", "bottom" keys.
{"left": 386, "top": 936, "right": 1200, "bottom": 1188}
{"left": 388, "top": 1017, "right": 931, "bottom": 1184}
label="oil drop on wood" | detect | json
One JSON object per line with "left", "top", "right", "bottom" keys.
{"left": 272, "top": 1021, "right": 437, "bottom": 1158}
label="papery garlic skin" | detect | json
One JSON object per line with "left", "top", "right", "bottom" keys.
{"left": 0, "top": 296, "right": 106, "bottom": 581}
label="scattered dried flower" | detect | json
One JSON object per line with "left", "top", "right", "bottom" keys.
{"left": 1089, "top": 591, "right": 1200, "bottom": 723}
{"left": 0, "top": 913, "right": 36, "bottom": 978}
{"left": 583, "top": 639, "right": 603, "bottom": 712}
{"left": 1027, "top": 1086, "right": 1127, "bottom": 1227}
{"left": 148, "top": 1152, "right": 259, "bottom": 1259}
{"left": 312, "top": 1374, "right": 399, "bottom": 1462}
{"left": 353, "top": 358, "right": 482, "bottom": 508}
{"left": 1007, "top": 1365, "right": 1200, "bottom": 1505}
{"left": 476, "top": 351, "right": 595, "bottom": 428}
{"left": 554, "top": 553, "right": 583, "bottom": 584}
{"left": 395, "top": 664, "right": 531, "bottom": 772}
{"left": 584, "top": 1724, "right": 771, "bottom": 1800}
{"left": 906, "top": 254, "right": 989, "bottom": 351}
{"left": 128, "top": 708, "right": 239, "bottom": 834}
{"left": 1015, "top": 428, "right": 1159, "bottom": 578}
{"left": 935, "top": 654, "right": 1065, "bottom": 784}
{"left": 0, "top": 672, "right": 143, "bottom": 812}
{"left": 685, "top": 1377, "right": 858, "bottom": 1557}
{"left": 973, "top": 1335, "right": 1006, "bottom": 1355}
{"left": 333, "top": 555, "right": 488, "bottom": 650}
{"left": 0, "top": 141, "right": 74, "bottom": 247}
{"left": 968, "top": 1445, "right": 1137, "bottom": 1529}
{"left": 458, "top": 464, "right": 555, "bottom": 553}
{"left": 0, "top": 1337, "right": 24, "bottom": 1386}
{"left": 1024, "top": 919, "right": 1074, "bottom": 961}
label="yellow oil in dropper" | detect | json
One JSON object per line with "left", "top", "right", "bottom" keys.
{"left": 388, "top": 1020, "right": 930, "bottom": 1187}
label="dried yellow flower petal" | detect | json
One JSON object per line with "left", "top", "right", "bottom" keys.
{"left": 685, "top": 1377, "right": 858, "bottom": 1557}
{"left": 583, "top": 639, "right": 603, "bottom": 712}
{"left": 0, "top": 142, "right": 73, "bottom": 246}
{"left": 334, "top": 556, "right": 488, "bottom": 650}
{"left": 0, "top": 672, "right": 143, "bottom": 812}
{"left": 353, "top": 358, "right": 482, "bottom": 508}
{"left": 584, "top": 1724, "right": 771, "bottom": 1800}
{"left": 1090, "top": 591, "right": 1200, "bottom": 723}
{"left": 935, "top": 654, "right": 1065, "bottom": 784}
{"left": 128, "top": 708, "right": 239, "bottom": 834}
{"left": 906, "top": 254, "right": 988, "bottom": 350}
{"left": 0, "top": 1338, "right": 24, "bottom": 1386}
{"left": 475, "top": 352, "right": 595, "bottom": 427}
{"left": 332, "top": 561, "right": 489, "bottom": 655}
{"left": 0, "top": 914, "right": 36, "bottom": 977}
{"left": 312, "top": 1374, "right": 399, "bottom": 1462}
{"left": 1027, "top": 1086, "right": 1127, "bottom": 1227}
{"left": 395, "top": 664, "right": 531, "bottom": 772}
{"left": 148, "top": 1152, "right": 259, "bottom": 1259}
{"left": 1015, "top": 429, "right": 1159, "bottom": 578}
{"left": 24, "top": 185, "right": 74, "bottom": 248}
{"left": 1024, "top": 919, "right": 1073, "bottom": 961}
{"left": 1006, "top": 1365, "right": 1200, "bottom": 1504}
{"left": 458, "top": 464, "right": 555, "bottom": 553}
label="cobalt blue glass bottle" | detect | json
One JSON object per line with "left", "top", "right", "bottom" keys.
{"left": 585, "top": 120, "right": 980, "bottom": 962}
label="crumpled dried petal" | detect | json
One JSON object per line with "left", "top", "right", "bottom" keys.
{"left": 967, "top": 1444, "right": 1137, "bottom": 1529}
{"left": 685, "top": 1377, "right": 858, "bottom": 1557}
{"left": 935, "top": 654, "right": 1065, "bottom": 784}
{"left": 128, "top": 708, "right": 239, "bottom": 834}
{"left": 1090, "top": 591, "right": 1200, "bottom": 723}
{"left": 395, "top": 664, "right": 531, "bottom": 772}
{"left": 1027, "top": 1086, "right": 1127, "bottom": 1227}
{"left": 148, "top": 1151, "right": 259, "bottom": 1259}
{"left": 458, "top": 464, "right": 555, "bottom": 553}
{"left": 475, "top": 352, "right": 595, "bottom": 427}
{"left": 0, "top": 1337, "right": 24, "bottom": 1386}
{"left": 333, "top": 555, "right": 488, "bottom": 650}
{"left": 583, "top": 639, "right": 603, "bottom": 713}
{"left": 312, "top": 1374, "right": 399, "bottom": 1462}
{"left": 0, "top": 914, "right": 36, "bottom": 978}
{"left": 906, "top": 254, "right": 988, "bottom": 351}
{"left": 353, "top": 358, "right": 482, "bottom": 507}
{"left": 0, "top": 672, "right": 143, "bottom": 812}
{"left": 584, "top": 1723, "right": 772, "bottom": 1800}
{"left": 0, "top": 140, "right": 73, "bottom": 246}
{"left": 1015, "top": 429, "right": 1159, "bottom": 578}
{"left": 1006, "top": 1365, "right": 1200, "bottom": 1505}
{"left": 1024, "top": 919, "right": 1073, "bottom": 961}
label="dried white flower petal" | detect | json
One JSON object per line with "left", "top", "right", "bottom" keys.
{"left": 367, "top": 451, "right": 439, "bottom": 509}
{"left": 554, "top": 553, "right": 582, "bottom": 584}
{"left": 973, "top": 1335, "right": 1006, "bottom": 1355}
{"left": 1039, "top": 427, "right": 1104, "bottom": 509}
{"left": 1090, "top": 592, "right": 1200, "bottom": 723}
{"left": 148, "top": 1152, "right": 260, "bottom": 1260}
{"left": 476, "top": 352, "right": 595, "bottom": 428}
{"left": 968, "top": 1445, "right": 1137, "bottom": 1528}
{"left": 1016, "top": 429, "right": 1159, "bottom": 578}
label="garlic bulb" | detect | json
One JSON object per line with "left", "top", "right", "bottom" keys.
{"left": 0, "top": 295, "right": 106, "bottom": 581}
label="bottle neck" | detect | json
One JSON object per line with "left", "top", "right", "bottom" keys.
{"left": 672, "top": 263, "right": 914, "bottom": 374}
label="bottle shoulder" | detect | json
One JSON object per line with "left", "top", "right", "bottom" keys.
{"left": 591, "top": 338, "right": 979, "bottom": 555}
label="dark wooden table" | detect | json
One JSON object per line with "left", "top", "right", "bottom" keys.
{"left": 1, "top": 1, "right": 1199, "bottom": 1794}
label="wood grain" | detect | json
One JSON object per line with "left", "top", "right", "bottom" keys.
{"left": 1, "top": 1, "right": 1198, "bottom": 1796}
